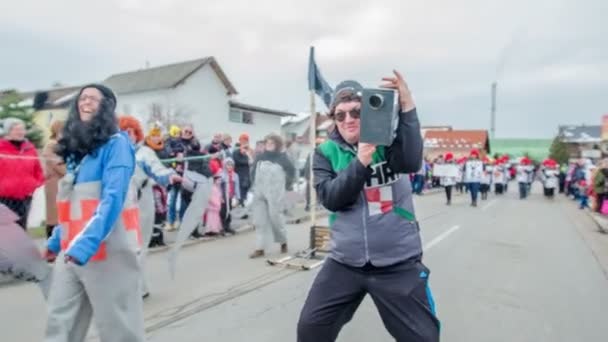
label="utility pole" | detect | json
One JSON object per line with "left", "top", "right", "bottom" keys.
{"left": 491, "top": 82, "right": 497, "bottom": 139}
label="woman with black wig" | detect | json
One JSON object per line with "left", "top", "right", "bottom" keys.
{"left": 44, "top": 84, "right": 145, "bottom": 342}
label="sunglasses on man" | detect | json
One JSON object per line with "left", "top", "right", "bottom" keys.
{"left": 334, "top": 108, "right": 361, "bottom": 122}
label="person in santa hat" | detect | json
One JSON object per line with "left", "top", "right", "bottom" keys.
{"left": 540, "top": 159, "right": 559, "bottom": 199}
{"left": 464, "top": 149, "right": 483, "bottom": 207}
{"left": 456, "top": 157, "right": 467, "bottom": 194}
{"left": 480, "top": 156, "right": 493, "bottom": 200}
{"left": 439, "top": 152, "right": 458, "bottom": 205}
{"left": 493, "top": 158, "right": 506, "bottom": 195}
{"left": 502, "top": 155, "right": 512, "bottom": 192}
{"left": 516, "top": 157, "right": 534, "bottom": 199}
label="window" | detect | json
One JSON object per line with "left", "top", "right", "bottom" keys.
{"left": 229, "top": 109, "right": 241, "bottom": 123}
{"left": 242, "top": 111, "right": 254, "bottom": 124}
{"left": 229, "top": 109, "right": 255, "bottom": 125}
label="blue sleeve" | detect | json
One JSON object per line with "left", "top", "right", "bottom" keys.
{"left": 66, "top": 135, "right": 135, "bottom": 265}
{"left": 47, "top": 225, "right": 62, "bottom": 254}
{"left": 138, "top": 160, "right": 172, "bottom": 187}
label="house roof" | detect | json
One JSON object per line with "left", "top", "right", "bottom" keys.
{"left": 558, "top": 125, "right": 601, "bottom": 143}
{"left": 104, "top": 57, "right": 238, "bottom": 96}
{"left": 282, "top": 113, "right": 313, "bottom": 126}
{"left": 298, "top": 115, "right": 333, "bottom": 143}
{"left": 0, "top": 85, "right": 82, "bottom": 110}
{"left": 424, "top": 130, "right": 490, "bottom": 151}
{"left": 229, "top": 100, "right": 296, "bottom": 117}
{"left": 32, "top": 85, "right": 83, "bottom": 109}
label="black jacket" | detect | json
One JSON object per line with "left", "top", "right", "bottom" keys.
{"left": 233, "top": 149, "right": 251, "bottom": 187}
{"left": 313, "top": 108, "right": 423, "bottom": 212}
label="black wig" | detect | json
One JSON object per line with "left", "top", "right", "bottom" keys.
{"left": 55, "top": 84, "right": 119, "bottom": 164}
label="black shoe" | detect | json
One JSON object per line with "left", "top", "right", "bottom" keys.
{"left": 225, "top": 228, "right": 237, "bottom": 235}
{"left": 142, "top": 292, "right": 150, "bottom": 300}
{"left": 190, "top": 231, "right": 204, "bottom": 239}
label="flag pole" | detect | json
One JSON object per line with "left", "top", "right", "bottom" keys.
{"left": 309, "top": 90, "right": 317, "bottom": 226}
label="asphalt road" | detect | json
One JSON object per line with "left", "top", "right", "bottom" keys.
{"left": 2, "top": 184, "right": 608, "bottom": 341}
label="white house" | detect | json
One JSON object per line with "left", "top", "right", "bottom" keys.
{"left": 104, "top": 57, "right": 295, "bottom": 144}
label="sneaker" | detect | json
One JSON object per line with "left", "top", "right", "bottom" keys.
{"left": 249, "top": 250, "right": 265, "bottom": 259}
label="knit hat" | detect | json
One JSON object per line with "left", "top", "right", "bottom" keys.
{"left": 329, "top": 80, "right": 363, "bottom": 114}
{"left": 444, "top": 152, "right": 454, "bottom": 162}
{"left": 239, "top": 133, "right": 249, "bottom": 142}
{"left": 0, "top": 117, "right": 25, "bottom": 137}
{"left": 470, "top": 149, "right": 480, "bottom": 158}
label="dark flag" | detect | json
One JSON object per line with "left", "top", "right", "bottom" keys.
{"left": 308, "top": 46, "right": 334, "bottom": 108}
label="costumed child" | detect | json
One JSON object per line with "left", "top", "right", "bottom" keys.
{"left": 439, "top": 152, "right": 458, "bottom": 205}
{"left": 204, "top": 174, "right": 224, "bottom": 236}
{"left": 221, "top": 158, "right": 240, "bottom": 235}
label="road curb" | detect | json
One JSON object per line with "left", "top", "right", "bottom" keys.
{"left": 286, "top": 211, "right": 329, "bottom": 224}
{"left": 147, "top": 223, "right": 255, "bottom": 254}
{"left": 147, "top": 210, "right": 325, "bottom": 254}
{"left": 585, "top": 211, "right": 608, "bottom": 234}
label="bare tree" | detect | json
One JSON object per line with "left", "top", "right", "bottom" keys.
{"left": 146, "top": 102, "right": 194, "bottom": 131}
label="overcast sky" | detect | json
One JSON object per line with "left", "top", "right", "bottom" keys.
{"left": 1, "top": 0, "right": 606, "bottom": 138}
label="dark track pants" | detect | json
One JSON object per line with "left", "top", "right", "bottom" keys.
{"left": 297, "top": 258, "right": 440, "bottom": 342}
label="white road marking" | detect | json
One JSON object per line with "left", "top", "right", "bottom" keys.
{"left": 423, "top": 225, "right": 461, "bottom": 251}
{"left": 482, "top": 199, "right": 498, "bottom": 211}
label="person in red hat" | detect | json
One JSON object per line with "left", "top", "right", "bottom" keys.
{"left": 493, "top": 158, "right": 506, "bottom": 195}
{"left": 233, "top": 132, "right": 254, "bottom": 206}
{"left": 540, "top": 159, "right": 559, "bottom": 198}
{"left": 516, "top": 157, "right": 534, "bottom": 199}
{"left": 480, "top": 156, "right": 492, "bottom": 200}
{"left": 438, "top": 152, "right": 458, "bottom": 205}
{"left": 455, "top": 156, "right": 467, "bottom": 194}
{"left": 502, "top": 155, "right": 514, "bottom": 192}
{"left": 464, "top": 149, "right": 483, "bottom": 207}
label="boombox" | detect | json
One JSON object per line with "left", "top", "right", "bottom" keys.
{"left": 359, "top": 88, "right": 400, "bottom": 146}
